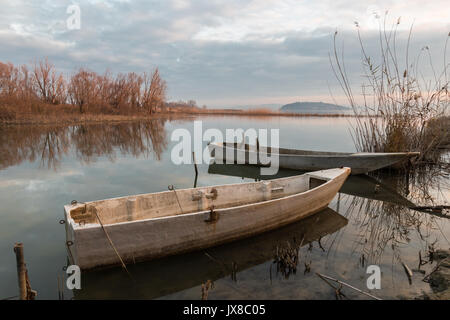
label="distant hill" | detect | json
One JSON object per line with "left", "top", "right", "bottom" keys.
{"left": 216, "top": 103, "right": 283, "bottom": 110}
{"left": 280, "top": 102, "right": 350, "bottom": 113}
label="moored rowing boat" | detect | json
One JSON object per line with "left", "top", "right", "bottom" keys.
{"left": 208, "top": 142, "right": 420, "bottom": 175}
{"left": 64, "top": 167, "right": 350, "bottom": 270}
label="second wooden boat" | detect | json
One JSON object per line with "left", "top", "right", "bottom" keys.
{"left": 208, "top": 142, "right": 420, "bottom": 175}
{"left": 64, "top": 167, "right": 350, "bottom": 270}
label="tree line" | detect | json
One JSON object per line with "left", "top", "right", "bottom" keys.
{"left": 0, "top": 58, "right": 167, "bottom": 116}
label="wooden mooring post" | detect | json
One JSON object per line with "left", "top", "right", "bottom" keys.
{"left": 192, "top": 152, "right": 198, "bottom": 188}
{"left": 13, "top": 243, "right": 36, "bottom": 300}
{"left": 192, "top": 152, "right": 198, "bottom": 176}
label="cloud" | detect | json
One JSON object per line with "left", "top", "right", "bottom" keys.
{"left": 0, "top": 0, "right": 448, "bottom": 106}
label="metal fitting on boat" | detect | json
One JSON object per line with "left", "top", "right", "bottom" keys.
{"left": 205, "top": 188, "right": 218, "bottom": 200}
{"left": 204, "top": 206, "right": 219, "bottom": 223}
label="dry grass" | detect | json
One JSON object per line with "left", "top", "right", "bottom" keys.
{"left": 167, "top": 106, "right": 354, "bottom": 118}
{"left": 331, "top": 14, "right": 449, "bottom": 164}
{"left": 0, "top": 103, "right": 356, "bottom": 125}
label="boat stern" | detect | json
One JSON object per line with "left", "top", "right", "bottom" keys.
{"left": 63, "top": 204, "right": 80, "bottom": 266}
{"left": 307, "top": 167, "right": 351, "bottom": 182}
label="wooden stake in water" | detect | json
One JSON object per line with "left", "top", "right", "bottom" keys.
{"left": 192, "top": 152, "right": 198, "bottom": 175}
{"left": 13, "top": 243, "right": 36, "bottom": 300}
{"left": 14, "top": 243, "right": 27, "bottom": 300}
{"left": 192, "top": 152, "right": 198, "bottom": 188}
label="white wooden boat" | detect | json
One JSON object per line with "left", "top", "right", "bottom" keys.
{"left": 64, "top": 167, "right": 350, "bottom": 270}
{"left": 208, "top": 142, "right": 420, "bottom": 175}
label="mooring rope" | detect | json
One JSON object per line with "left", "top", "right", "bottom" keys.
{"left": 168, "top": 185, "right": 184, "bottom": 214}
{"left": 93, "top": 208, "right": 133, "bottom": 279}
{"left": 70, "top": 199, "right": 131, "bottom": 277}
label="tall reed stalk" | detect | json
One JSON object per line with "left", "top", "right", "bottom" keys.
{"left": 330, "top": 14, "right": 449, "bottom": 164}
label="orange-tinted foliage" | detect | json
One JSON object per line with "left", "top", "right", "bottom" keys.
{"left": 0, "top": 59, "right": 167, "bottom": 121}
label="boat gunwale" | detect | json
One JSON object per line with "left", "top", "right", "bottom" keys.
{"left": 65, "top": 168, "right": 350, "bottom": 231}
{"left": 213, "top": 142, "right": 420, "bottom": 158}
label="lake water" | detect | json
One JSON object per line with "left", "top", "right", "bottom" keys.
{"left": 0, "top": 116, "right": 448, "bottom": 300}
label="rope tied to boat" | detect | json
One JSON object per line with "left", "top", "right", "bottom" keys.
{"left": 168, "top": 185, "right": 184, "bottom": 214}
{"left": 93, "top": 208, "right": 133, "bottom": 279}
{"left": 67, "top": 199, "right": 133, "bottom": 279}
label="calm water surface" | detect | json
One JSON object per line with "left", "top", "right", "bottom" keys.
{"left": 0, "top": 116, "right": 448, "bottom": 300}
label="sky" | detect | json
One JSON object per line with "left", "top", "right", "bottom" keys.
{"left": 0, "top": 0, "right": 448, "bottom": 107}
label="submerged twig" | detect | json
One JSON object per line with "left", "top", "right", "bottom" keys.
{"left": 316, "top": 273, "right": 347, "bottom": 300}
{"left": 408, "top": 205, "right": 450, "bottom": 219}
{"left": 316, "top": 273, "right": 382, "bottom": 300}
{"left": 401, "top": 262, "right": 413, "bottom": 285}
{"left": 201, "top": 280, "right": 214, "bottom": 300}
{"left": 423, "top": 261, "right": 444, "bottom": 283}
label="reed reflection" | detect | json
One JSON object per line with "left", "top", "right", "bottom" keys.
{"left": 208, "top": 162, "right": 449, "bottom": 279}
{"left": 340, "top": 164, "right": 449, "bottom": 268}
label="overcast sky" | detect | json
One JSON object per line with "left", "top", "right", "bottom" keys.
{"left": 0, "top": 0, "right": 448, "bottom": 107}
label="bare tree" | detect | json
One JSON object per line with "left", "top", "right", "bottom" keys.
{"left": 141, "top": 68, "right": 166, "bottom": 114}
{"left": 48, "top": 72, "right": 66, "bottom": 105}
{"left": 0, "top": 62, "right": 37, "bottom": 107}
{"left": 68, "top": 68, "right": 96, "bottom": 113}
{"left": 18, "top": 65, "right": 36, "bottom": 102}
{"left": 32, "top": 58, "right": 66, "bottom": 104}
{"left": 127, "top": 72, "right": 143, "bottom": 110}
{"left": 108, "top": 73, "right": 129, "bottom": 111}
{"left": 1, "top": 58, "right": 168, "bottom": 119}
{"left": 0, "top": 62, "right": 19, "bottom": 98}
{"left": 32, "top": 58, "right": 53, "bottom": 103}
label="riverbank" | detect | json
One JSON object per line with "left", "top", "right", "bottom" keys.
{"left": 0, "top": 112, "right": 173, "bottom": 125}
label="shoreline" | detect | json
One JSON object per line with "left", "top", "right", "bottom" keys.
{"left": 0, "top": 110, "right": 356, "bottom": 126}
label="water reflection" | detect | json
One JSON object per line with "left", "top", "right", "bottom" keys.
{"left": 0, "top": 120, "right": 168, "bottom": 170}
{"left": 341, "top": 166, "right": 450, "bottom": 267}
{"left": 0, "top": 117, "right": 447, "bottom": 299}
{"left": 208, "top": 162, "right": 449, "bottom": 291}
{"left": 74, "top": 207, "right": 347, "bottom": 299}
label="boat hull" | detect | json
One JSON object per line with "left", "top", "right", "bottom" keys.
{"left": 64, "top": 168, "right": 350, "bottom": 270}
{"left": 209, "top": 143, "right": 420, "bottom": 174}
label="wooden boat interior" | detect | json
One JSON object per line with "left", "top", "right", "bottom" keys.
{"left": 68, "top": 173, "right": 329, "bottom": 227}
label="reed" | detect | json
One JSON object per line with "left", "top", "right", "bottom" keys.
{"left": 330, "top": 14, "right": 449, "bottom": 164}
